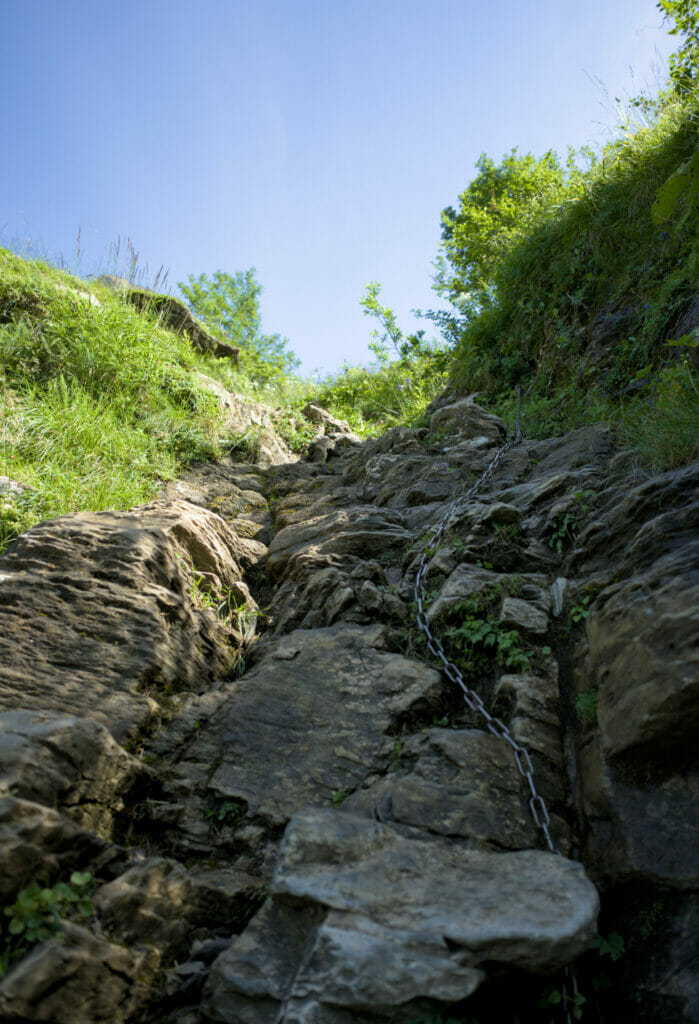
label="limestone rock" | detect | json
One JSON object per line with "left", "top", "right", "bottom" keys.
{"left": 166, "top": 624, "right": 445, "bottom": 842}
{"left": 0, "top": 500, "right": 245, "bottom": 740}
{"left": 302, "top": 402, "right": 353, "bottom": 435}
{"left": 0, "top": 921, "right": 155, "bottom": 1024}
{"left": 343, "top": 727, "right": 538, "bottom": 848}
{"left": 499, "top": 595, "right": 549, "bottom": 635}
{"left": 267, "top": 505, "right": 410, "bottom": 580}
{"left": 430, "top": 396, "right": 506, "bottom": 444}
{"left": 0, "top": 795, "right": 111, "bottom": 904}
{"left": 203, "top": 808, "right": 598, "bottom": 1022}
{"left": 94, "top": 857, "right": 262, "bottom": 964}
{"left": 0, "top": 711, "right": 145, "bottom": 838}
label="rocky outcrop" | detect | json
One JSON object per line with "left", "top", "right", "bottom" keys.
{"left": 0, "top": 393, "right": 696, "bottom": 1023}
{"left": 97, "top": 276, "right": 240, "bottom": 362}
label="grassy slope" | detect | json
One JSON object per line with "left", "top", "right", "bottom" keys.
{"left": 448, "top": 93, "right": 699, "bottom": 455}
{"left": 0, "top": 252, "right": 230, "bottom": 549}
{"left": 313, "top": 91, "right": 698, "bottom": 467}
{"left": 2, "top": 92, "right": 696, "bottom": 551}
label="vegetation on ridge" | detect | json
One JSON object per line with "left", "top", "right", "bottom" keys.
{"left": 1, "top": 0, "right": 697, "bottom": 554}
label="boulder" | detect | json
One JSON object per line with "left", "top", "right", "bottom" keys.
{"left": 203, "top": 808, "right": 599, "bottom": 1023}
{"left": 0, "top": 500, "right": 246, "bottom": 740}
{"left": 0, "top": 711, "right": 145, "bottom": 838}
{"left": 0, "top": 921, "right": 156, "bottom": 1024}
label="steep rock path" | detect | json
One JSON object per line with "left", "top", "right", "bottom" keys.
{"left": 0, "top": 392, "right": 696, "bottom": 1023}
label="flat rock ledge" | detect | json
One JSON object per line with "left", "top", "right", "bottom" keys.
{"left": 204, "top": 807, "right": 599, "bottom": 1024}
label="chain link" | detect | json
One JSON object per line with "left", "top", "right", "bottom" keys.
{"left": 412, "top": 387, "right": 573, "bottom": 1023}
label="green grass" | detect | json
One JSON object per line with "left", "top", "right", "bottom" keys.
{"left": 0, "top": 249, "right": 225, "bottom": 551}
{"left": 309, "top": 348, "right": 450, "bottom": 437}
{"left": 448, "top": 92, "right": 699, "bottom": 444}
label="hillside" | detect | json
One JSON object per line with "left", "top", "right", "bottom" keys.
{"left": 0, "top": 25, "right": 698, "bottom": 1024}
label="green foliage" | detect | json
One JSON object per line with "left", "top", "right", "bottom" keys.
{"left": 204, "top": 799, "right": 244, "bottom": 828}
{"left": 390, "top": 740, "right": 404, "bottom": 771}
{"left": 594, "top": 931, "right": 626, "bottom": 961}
{"left": 658, "top": 0, "right": 699, "bottom": 95}
{"left": 0, "top": 249, "right": 228, "bottom": 552}
{"left": 621, "top": 345, "right": 699, "bottom": 469}
{"left": 274, "top": 415, "right": 318, "bottom": 453}
{"left": 438, "top": 584, "right": 535, "bottom": 677}
{"left": 575, "top": 689, "right": 599, "bottom": 725}
{"left": 652, "top": 144, "right": 699, "bottom": 223}
{"left": 570, "top": 595, "right": 592, "bottom": 623}
{"left": 440, "top": 91, "right": 698, "bottom": 441}
{"left": 332, "top": 789, "right": 348, "bottom": 807}
{"left": 435, "top": 149, "right": 570, "bottom": 321}
{"left": 548, "top": 490, "right": 597, "bottom": 553}
{"left": 540, "top": 984, "right": 587, "bottom": 1020}
{"left": 539, "top": 932, "right": 625, "bottom": 1021}
{"left": 312, "top": 285, "right": 449, "bottom": 436}
{"left": 178, "top": 268, "right": 299, "bottom": 382}
{"left": 1, "top": 872, "right": 95, "bottom": 979}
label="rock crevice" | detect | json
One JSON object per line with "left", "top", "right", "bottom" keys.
{"left": 0, "top": 392, "right": 696, "bottom": 1023}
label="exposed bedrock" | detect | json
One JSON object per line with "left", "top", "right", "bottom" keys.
{"left": 0, "top": 390, "right": 696, "bottom": 1022}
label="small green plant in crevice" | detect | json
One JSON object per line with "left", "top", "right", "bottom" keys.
{"left": 548, "top": 489, "right": 597, "bottom": 554}
{"left": 332, "top": 789, "right": 348, "bottom": 808}
{"left": 274, "top": 415, "right": 317, "bottom": 454}
{"left": 539, "top": 984, "right": 587, "bottom": 1021}
{"left": 432, "top": 714, "right": 459, "bottom": 730}
{"left": 540, "top": 931, "right": 626, "bottom": 1020}
{"left": 570, "top": 595, "right": 592, "bottom": 623}
{"left": 575, "top": 688, "right": 599, "bottom": 725}
{"left": 226, "top": 425, "right": 265, "bottom": 463}
{"left": 390, "top": 740, "right": 404, "bottom": 771}
{"left": 1, "top": 872, "right": 96, "bottom": 979}
{"left": 204, "top": 799, "right": 244, "bottom": 830}
{"left": 637, "top": 901, "right": 664, "bottom": 940}
{"left": 440, "top": 592, "right": 533, "bottom": 676}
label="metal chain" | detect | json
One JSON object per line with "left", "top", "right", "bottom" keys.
{"left": 413, "top": 387, "right": 574, "bottom": 1023}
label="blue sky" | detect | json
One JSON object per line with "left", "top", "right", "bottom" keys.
{"left": 2, "top": 0, "right": 675, "bottom": 376}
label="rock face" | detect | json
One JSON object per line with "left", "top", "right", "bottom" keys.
{"left": 0, "top": 393, "right": 696, "bottom": 1023}
{"left": 97, "top": 276, "right": 240, "bottom": 362}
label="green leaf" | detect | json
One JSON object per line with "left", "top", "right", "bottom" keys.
{"left": 8, "top": 918, "right": 25, "bottom": 935}
{"left": 652, "top": 148, "right": 699, "bottom": 224}
{"left": 69, "top": 871, "right": 93, "bottom": 890}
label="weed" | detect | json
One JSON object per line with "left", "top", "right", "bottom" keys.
{"left": 432, "top": 714, "right": 459, "bottom": 729}
{"left": 1, "top": 872, "right": 95, "bottom": 979}
{"left": 441, "top": 595, "right": 533, "bottom": 675}
{"left": 204, "top": 799, "right": 244, "bottom": 829}
{"left": 275, "top": 416, "right": 317, "bottom": 453}
{"left": 575, "top": 689, "right": 599, "bottom": 725}
{"left": 637, "top": 901, "right": 663, "bottom": 940}
{"left": 390, "top": 740, "right": 404, "bottom": 771}
{"left": 622, "top": 349, "right": 699, "bottom": 470}
{"left": 540, "top": 932, "right": 625, "bottom": 1020}
{"left": 332, "top": 789, "right": 348, "bottom": 807}
{"left": 593, "top": 931, "right": 625, "bottom": 961}
{"left": 539, "top": 984, "right": 587, "bottom": 1021}
{"left": 548, "top": 489, "right": 597, "bottom": 553}
{"left": 570, "top": 596, "right": 592, "bottom": 623}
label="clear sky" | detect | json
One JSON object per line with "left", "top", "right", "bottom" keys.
{"left": 2, "top": 0, "right": 675, "bottom": 376}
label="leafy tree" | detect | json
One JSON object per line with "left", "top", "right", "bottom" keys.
{"left": 178, "top": 268, "right": 299, "bottom": 376}
{"left": 434, "top": 149, "right": 570, "bottom": 321}
{"left": 658, "top": 0, "right": 699, "bottom": 95}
